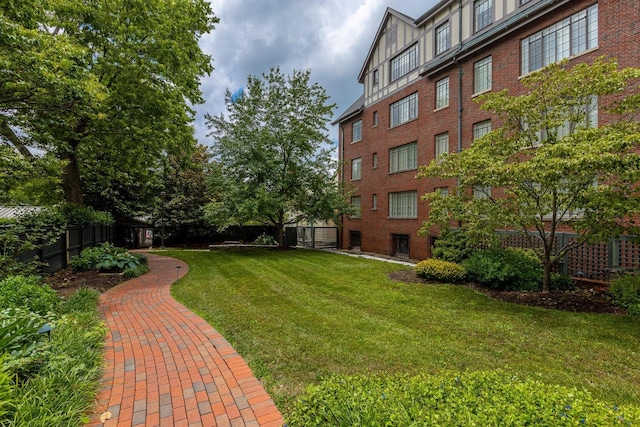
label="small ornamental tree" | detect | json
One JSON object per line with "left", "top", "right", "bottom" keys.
{"left": 206, "top": 68, "right": 352, "bottom": 246}
{"left": 419, "top": 58, "right": 640, "bottom": 292}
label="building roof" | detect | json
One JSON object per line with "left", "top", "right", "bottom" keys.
{"left": 420, "top": 0, "right": 561, "bottom": 78}
{"left": 414, "top": 0, "right": 454, "bottom": 26}
{"left": 332, "top": 94, "right": 364, "bottom": 126}
{"left": 0, "top": 206, "right": 42, "bottom": 220}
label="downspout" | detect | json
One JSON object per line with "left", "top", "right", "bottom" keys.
{"left": 456, "top": 0, "right": 463, "bottom": 154}
{"left": 339, "top": 127, "right": 345, "bottom": 249}
{"left": 455, "top": 0, "right": 464, "bottom": 226}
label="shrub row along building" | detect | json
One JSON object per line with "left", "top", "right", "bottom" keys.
{"left": 335, "top": 0, "right": 639, "bottom": 261}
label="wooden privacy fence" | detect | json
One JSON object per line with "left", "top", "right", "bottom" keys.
{"left": 496, "top": 230, "right": 640, "bottom": 282}
{"left": 17, "top": 225, "right": 114, "bottom": 274}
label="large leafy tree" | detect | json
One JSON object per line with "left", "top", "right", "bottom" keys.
{"left": 419, "top": 58, "right": 640, "bottom": 292}
{"left": 152, "top": 144, "right": 211, "bottom": 244}
{"left": 206, "top": 68, "right": 349, "bottom": 246}
{"left": 1, "top": 0, "right": 217, "bottom": 219}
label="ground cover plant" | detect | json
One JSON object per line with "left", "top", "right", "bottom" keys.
{"left": 167, "top": 249, "right": 640, "bottom": 418}
{"left": 288, "top": 370, "right": 640, "bottom": 426}
{"left": 70, "top": 243, "right": 148, "bottom": 278}
{"left": 0, "top": 274, "right": 105, "bottom": 426}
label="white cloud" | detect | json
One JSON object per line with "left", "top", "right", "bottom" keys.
{"left": 194, "top": 0, "right": 438, "bottom": 146}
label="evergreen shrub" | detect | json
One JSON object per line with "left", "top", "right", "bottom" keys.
{"left": 415, "top": 259, "right": 467, "bottom": 283}
{"left": 463, "top": 248, "right": 542, "bottom": 291}
{"left": 610, "top": 273, "right": 640, "bottom": 315}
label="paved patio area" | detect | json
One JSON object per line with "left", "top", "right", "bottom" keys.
{"left": 87, "top": 253, "right": 283, "bottom": 427}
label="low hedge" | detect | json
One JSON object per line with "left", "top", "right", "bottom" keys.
{"left": 415, "top": 259, "right": 467, "bottom": 283}
{"left": 287, "top": 370, "right": 640, "bottom": 426}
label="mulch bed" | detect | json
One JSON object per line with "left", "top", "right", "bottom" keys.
{"left": 45, "top": 268, "right": 128, "bottom": 298}
{"left": 388, "top": 270, "right": 626, "bottom": 314}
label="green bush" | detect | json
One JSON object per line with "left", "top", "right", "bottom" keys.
{"left": 122, "top": 263, "right": 150, "bottom": 279}
{"left": 415, "top": 259, "right": 467, "bottom": 283}
{"left": 0, "top": 308, "right": 53, "bottom": 378}
{"left": 0, "top": 207, "right": 65, "bottom": 277}
{"left": 70, "top": 243, "right": 143, "bottom": 273}
{"left": 0, "top": 275, "right": 59, "bottom": 315}
{"left": 609, "top": 273, "right": 640, "bottom": 315}
{"left": 463, "top": 248, "right": 542, "bottom": 291}
{"left": 432, "top": 227, "right": 477, "bottom": 263}
{"left": 287, "top": 371, "right": 640, "bottom": 426}
{"left": 60, "top": 288, "right": 101, "bottom": 314}
{"left": 69, "top": 243, "right": 115, "bottom": 272}
{"left": 255, "top": 233, "right": 278, "bottom": 245}
{"left": 59, "top": 204, "right": 114, "bottom": 226}
{"left": 551, "top": 273, "right": 575, "bottom": 291}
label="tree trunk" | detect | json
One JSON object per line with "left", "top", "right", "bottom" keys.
{"left": 61, "top": 150, "right": 84, "bottom": 205}
{"left": 0, "top": 120, "right": 34, "bottom": 158}
{"left": 277, "top": 223, "right": 285, "bottom": 248}
{"left": 542, "top": 257, "right": 553, "bottom": 293}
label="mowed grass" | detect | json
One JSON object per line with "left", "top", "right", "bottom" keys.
{"left": 167, "top": 249, "right": 640, "bottom": 413}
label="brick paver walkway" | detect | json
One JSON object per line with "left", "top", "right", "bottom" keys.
{"left": 87, "top": 253, "right": 284, "bottom": 427}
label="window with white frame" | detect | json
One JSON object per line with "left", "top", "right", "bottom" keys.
{"left": 474, "top": 0, "right": 492, "bottom": 32}
{"left": 351, "top": 196, "right": 362, "bottom": 218}
{"left": 352, "top": 120, "right": 362, "bottom": 142}
{"left": 372, "top": 194, "right": 378, "bottom": 210}
{"left": 373, "top": 69, "right": 379, "bottom": 86}
{"left": 373, "top": 111, "right": 378, "bottom": 127}
{"left": 521, "top": 4, "right": 598, "bottom": 75}
{"left": 473, "top": 120, "right": 492, "bottom": 140}
{"left": 389, "top": 142, "right": 417, "bottom": 173}
{"left": 474, "top": 56, "right": 492, "bottom": 94}
{"left": 389, "top": 191, "right": 417, "bottom": 218}
{"left": 473, "top": 185, "right": 492, "bottom": 199}
{"left": 390, "top": 44, "right": 418, "bottom": 82}
{"left": 351, "top": 158, "right": 362, "bottom": 180}
{"left": 435, "top": 77, "right": 449, "bottom": 109}
{"left": 372, "top": 152, "right": 378, "bottom": 169}
{"left": 435, "top": 21, "right": 450, "bottom": 55}
{"left": 390, "top": 92, "right": 418, "bottom": 127}
{"left": 435, "top": 132, "right": 449, "bottom": 159}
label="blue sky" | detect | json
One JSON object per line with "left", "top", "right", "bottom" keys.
{"left": 195, "top": 0, "right": 439, "bottom": 147}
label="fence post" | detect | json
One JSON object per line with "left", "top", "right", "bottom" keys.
{"left": 311, "top": 226, "right": 316, "bottom": 249}
{"left": 66, "top": 227, "right": 71, "bottom": 265}
{"left": 608, "top": 238, "right": 620, "bottom": 270}
{"left": 560, "top": 233, "right": 569, "bottom": 276}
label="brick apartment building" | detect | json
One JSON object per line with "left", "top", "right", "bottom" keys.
{"left": 335, "top": 0, "right": 639, "bottom": 261}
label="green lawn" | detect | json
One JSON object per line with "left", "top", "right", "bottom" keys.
{"left": 166, "top": 249, "right": 640, "bottom": 414}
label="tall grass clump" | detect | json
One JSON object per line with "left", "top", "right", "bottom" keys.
{"left": 0, "top": 277, "right": 105, "bottom": 426}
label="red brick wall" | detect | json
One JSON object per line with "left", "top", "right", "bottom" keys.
{"left": 339, "top": 0, "right": 639, "bottom": 260}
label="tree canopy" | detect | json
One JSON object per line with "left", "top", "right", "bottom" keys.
{"left": 1, "top": 0, "right": 218, "bottom": 220}
{"left": 419, "top": 58, "right": 640, "bottom": 292}
{"left": 206, "top": 67, "right": 349, "bottom": 245}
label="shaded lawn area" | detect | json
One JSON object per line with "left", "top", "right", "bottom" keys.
{"left": 166, "top": 249, "right": 640, "bottom": 413}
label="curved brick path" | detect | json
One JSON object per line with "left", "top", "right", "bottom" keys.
{"left": 87, "top": 253, "right": 284, "bottom": 427}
